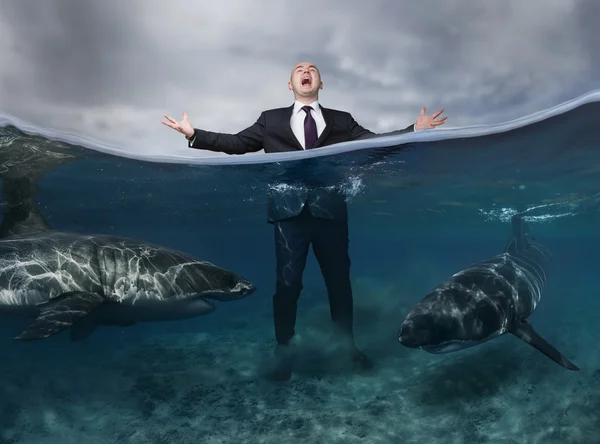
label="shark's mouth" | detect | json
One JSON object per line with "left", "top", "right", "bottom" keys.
{"left": 201, "top": 297, "right": 214, "bottom": 308}
{"left": 184, "top": 293, "right": 215, "bottom": 306}
{"left": 421, "top": 338, "right": 492, "bottom": 354}
{"left": 197, "top": 289, "right": 245, "bottom": 302}
{"left": 422, "top": 341, "right": 464, "bottom": 354}
{"left": 185, "top": 281, "right": 255, "bottom": 303}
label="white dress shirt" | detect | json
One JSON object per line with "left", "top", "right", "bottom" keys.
{"left": 290, "top": 100, "right": 326, "bottom": 149}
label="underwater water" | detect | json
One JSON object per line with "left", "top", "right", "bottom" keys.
{"left": 0, "top": 90, "right": 599, "bottom": 443}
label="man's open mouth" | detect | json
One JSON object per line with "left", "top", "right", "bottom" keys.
{"left": 301, "top": 77, "right": 311, "bottom": 86}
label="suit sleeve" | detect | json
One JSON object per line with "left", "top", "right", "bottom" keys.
{"left": 347, "top": 113, "right": 415, "bottom": 163}
{"left": 187, "top": 113, "right": 266, "bottom": 155}
{"left": 348, "top": 114, "right": 414, "bottom": 141}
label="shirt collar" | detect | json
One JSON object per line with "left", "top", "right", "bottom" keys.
{"left": 294, "top": 100, "right": 320, "bottom": 113}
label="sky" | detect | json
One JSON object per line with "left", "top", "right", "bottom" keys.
{"left": 0, "top": 0, "right": 598, "bottom": 158}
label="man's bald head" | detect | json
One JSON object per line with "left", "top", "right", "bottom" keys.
{"left": 288, "top": 61, "right": 323, "bottom": 103}
{"left": 290, "top": 62, "right": 321, "bottom": 80}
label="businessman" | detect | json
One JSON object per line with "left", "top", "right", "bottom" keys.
{"left": 162, "top": 61, "right": 446, "bottom": 381}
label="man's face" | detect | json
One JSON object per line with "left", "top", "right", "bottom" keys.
{"left": 288, "top": 62, "right": 322, "bottom": 97}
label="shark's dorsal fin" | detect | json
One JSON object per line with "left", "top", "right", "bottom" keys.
{"left": 0, "top": 177, "right": 51, "bottom": 239}
{"left": 504, "top": 214, "right": 528, "bottom": 255}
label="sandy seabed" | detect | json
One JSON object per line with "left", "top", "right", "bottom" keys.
{"left": 0, "top": 276, "right": 598, "bottom": 444}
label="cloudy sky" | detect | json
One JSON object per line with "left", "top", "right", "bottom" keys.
{"left": 0, "top": 0, "right": 598, "bottom": 158}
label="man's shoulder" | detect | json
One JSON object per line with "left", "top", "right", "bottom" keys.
{"left": 261, "top": 106, "right": 293, "bottom": 115}
{"left": 320, "top": 106, "right": 353, "bottom": 118}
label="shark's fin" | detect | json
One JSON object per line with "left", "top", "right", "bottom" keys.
{"left": 503, "top": 214, "right": 529, "bottom": 255}
{"left": 0, "top": 176, "right": 51, "bottom": 239}
{"left": 510, "top": 320, "right": 579, "bottom": 371}
{"left": 69, "top": 317, "right": 101, "bottom": 342}
{"left": 0, "top": 126, "right": 90, "bottom": 238}
{"left": 70, "top": 319, "right": 137, "bottom": 341}
{"left": 15, "top": 291, "right": 106, "bottom": 341}
{"left": 102, "top": 320, "right": 136, "bottom": 327}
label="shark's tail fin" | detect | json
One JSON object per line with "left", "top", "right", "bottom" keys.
{"left": 0, "top": 176, "right": 51, "bottom": 238}
{"left": 504, "top": 214, "right": 528, "bottom": 255}
{"left": 0, "top": 124, "right": 91, "bottom": 238}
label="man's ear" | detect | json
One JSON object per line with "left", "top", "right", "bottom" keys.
{"left": 288, "top": 81, "right": 293, "bottom": 91}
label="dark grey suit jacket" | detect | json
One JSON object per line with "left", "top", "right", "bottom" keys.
{"left": 188, "top": 104, "right": 414, "bottom": 223}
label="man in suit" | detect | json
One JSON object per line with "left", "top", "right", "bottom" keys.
{"left": 162, "top": 61, "right": 446, "bottom": 381}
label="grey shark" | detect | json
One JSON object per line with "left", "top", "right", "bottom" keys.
{"left": 0, "top": 176, "right": 256, "bottom": 341}
{"left": 398, "top": 214, "right": 578, "bottom": 371}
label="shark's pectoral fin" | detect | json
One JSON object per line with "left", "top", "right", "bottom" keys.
{"left": 69, "top": 313, "right": 135, "bottom": 342}
{"left": 102, "top": 320, "right": 136, "bottom": 327}
{"left": 510, "top": 320, "right": 579, "bottom": 371}
{"left": 15, "top": 291, "right": 106, "bottom": 341}
{"left": 70, "top": 317, "right": 100, "bottom": 342}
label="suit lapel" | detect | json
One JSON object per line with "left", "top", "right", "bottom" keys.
{"left": 313, "top": 105, "right": 332, "bottom": 148}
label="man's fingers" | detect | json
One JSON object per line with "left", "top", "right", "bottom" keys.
{"left": 163, "top": 114, "right": 178, "bottom": 124}
{"left": 161, "top": 120, "right": 182, "bottom": 131}
{"left": 420, "top": 106, "right": 426, "bottom": 115}
{"left": 183, "top": 111, "right": 188, "bottom": 121}
{"left": 432, "top": 108, "right": 444, "bottom": 119}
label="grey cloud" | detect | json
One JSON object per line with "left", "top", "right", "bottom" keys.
{"left": 2, "top": 2, "right": 144, "bottom": 106}
{"left": 577, "top": 0, "right": 600, "bottom": 76}
{"left": 0, "top": 0, "right": 598, "bottom": 157}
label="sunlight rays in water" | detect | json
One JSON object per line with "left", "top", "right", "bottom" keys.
{"left": 0, "top": 269, "right": 596, "bottom": 443}
{"left": 4, "top": 327, "right": 590, "bottom": 443}
{"left": 477, "top": 193, "right": 599, "bottom": 223}
{"left": 1, "top": 92, "right": 600, "bottom": 443}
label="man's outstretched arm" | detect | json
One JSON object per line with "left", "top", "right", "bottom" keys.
{"left": 348, "top": 107, "right": 447, "bottom": 140}
{"left": 346, "top": 107, "right": 447, "bottom": 162}
{"left": 348, "top": 116, "right": 414, "bottom": 140}
{"left": 162, "top": 112, "right": 266, "bottom": 155}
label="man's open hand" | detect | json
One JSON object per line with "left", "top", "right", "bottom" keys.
{"left": 162, "top": 112, "right": 195, "bottom": 138}
{"left": 414, "top": 107, "right": 447, "bottom": 131}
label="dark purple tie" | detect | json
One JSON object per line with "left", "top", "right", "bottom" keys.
{"left": 302, "top": 105, "right": 317, "bottom": 149}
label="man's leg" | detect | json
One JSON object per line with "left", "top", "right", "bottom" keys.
{"left": 270, "top": 211, "right": 311, "bottom": 380}
{"left": 311, "top": 217, "right": 373, "bottom": 370}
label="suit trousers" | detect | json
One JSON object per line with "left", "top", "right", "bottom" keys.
{"left": 272, "top": 206, "right": 354, "bottom": 344}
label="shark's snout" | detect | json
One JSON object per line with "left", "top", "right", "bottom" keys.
{"left": 398, "top": 314, "right": 435, "bottom": 349}
{"left": 238, "top": 278, "right": 256, "bottom": 295}
{"left": 399, "top": 324, "right": 423, "bottom": 348}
